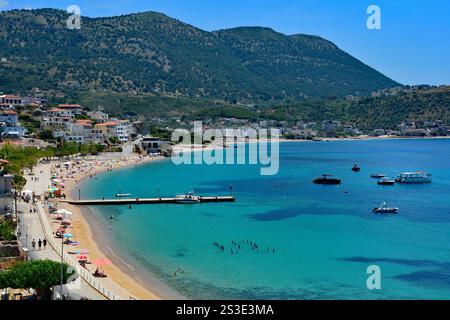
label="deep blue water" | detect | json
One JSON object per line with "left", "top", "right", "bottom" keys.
{"left": 80, "top": 139, "right": 450, "bottom": 299}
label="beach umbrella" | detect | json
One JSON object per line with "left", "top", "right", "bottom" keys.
{"left": 77, "top": 255, "right": 88, "bottom": 261}
{"left": 61, "top": 219, "right": 71, "bottom": 226}
{"left": 56, "top": 209, "right": 73, "bottom": 219}
{"left": 92, "top": 258, "right": 112, "bottom": 267}
{"left": 80, "top": 249, "right": 89, "bottom": 254}
{"left": 63, "top": 233, "right": 73, "bottom": 238}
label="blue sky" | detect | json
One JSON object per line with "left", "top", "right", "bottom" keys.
{"left": 1, "top": 0, "right": 449, "bottom": 85}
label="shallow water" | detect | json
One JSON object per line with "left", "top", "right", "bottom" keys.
{"left": 80, "top": 139, "right": 450, "bottom": 299}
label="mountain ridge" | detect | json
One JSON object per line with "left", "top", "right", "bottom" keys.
{"left": 0, "top": 8, "right": 399, "bottom": 101}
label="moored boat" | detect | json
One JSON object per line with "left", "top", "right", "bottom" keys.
{"left": 396, "top": 171, "right": 432, "bottom": 184}
{"left": 371, "top": 173, "right": 386, "bottom": 179}
{"left": 313, "top": 174, "right": 342, "bottom": 185}
{"left": 175, "top": 192, "right": 201, "bottom": 204}
{"left": 373, "top": 202, "right": 399, "bottom": 214}
{"left": 377, "top": 177, "right": 395, "bottom": 186}
{"left": 115, "top": 193, "right": 131, "bottom": 198}
{"left": 352, "top": 164, "right": 361, "bottom": 172}
{"left": 115, "top": 190, "right": 131, "bottom": 198}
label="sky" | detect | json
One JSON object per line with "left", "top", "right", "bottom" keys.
{"left": 1, "top": 0, "right": 449, "bottom": 86}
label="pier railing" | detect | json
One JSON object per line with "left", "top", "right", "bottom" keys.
{"left": 35, "top": 201, "right": 124, "bottom": 300}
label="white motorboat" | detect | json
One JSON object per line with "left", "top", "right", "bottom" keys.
{"left": 115, "top": 194, "right": 131, "bottom": 198}
{"left": 175, "top": 192, "right": 201, "bottom": 204}
{"left": 373, "top": 202, "right": 399, "bottom": 214}
{"left": 115, "top": 190, "right": 131, "bottom": 198}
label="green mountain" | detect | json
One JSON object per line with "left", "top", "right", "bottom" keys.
{"left": 0, "top": 8, "right": 399, "bottom": 101}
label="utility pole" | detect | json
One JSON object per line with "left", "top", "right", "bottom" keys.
{"left": 60, "top": 234, "right": 64, "bottom": 299}
{"left": 14, "top": 190, "right": 18, "bottom": 220}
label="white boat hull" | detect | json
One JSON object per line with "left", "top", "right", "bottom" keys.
{"left": 175, "top": 199, "right": 200, "bottom": 204}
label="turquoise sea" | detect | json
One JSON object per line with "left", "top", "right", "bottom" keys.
{"left": 80, "top": 139, "right": 450, "bottom": 299}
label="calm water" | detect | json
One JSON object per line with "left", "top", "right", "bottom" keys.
{"left": 80, "top": 139, "right": 450, "bottom": 299}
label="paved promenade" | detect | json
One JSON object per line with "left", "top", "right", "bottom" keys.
{"left": 17, "top": 163, "right": 105, "bottom": 300}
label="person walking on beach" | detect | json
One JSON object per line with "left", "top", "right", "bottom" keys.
{"left": 38, "top": 239, "right": 42, "bottom": 250}
{"left": 32, "top": 239, "right": 36, "bottom": 251}
{"left": 43, "top": 239, "right": 47, "bottom": 249}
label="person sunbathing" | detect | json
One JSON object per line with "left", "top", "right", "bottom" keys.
{"left": 93, "top": 268, "right": 107, "bottom": 278}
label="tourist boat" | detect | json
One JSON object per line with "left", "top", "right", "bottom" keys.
{"left": 396, "top": 172, "right": 432, "bottom": 184}
{"left": 373, "top": 202, "right": 399, "bottom": 214}
{"left": 371, "top": 173, "right": 386, "bottom": 179}
{"left": 115, "top": 190, "right": 131, "bottom": 198}
{"left": 352, "top": 164, "right": 361, "bottom": 172}
{"left": 313, "top": 174, "right": 342, "bottom": 185}
{"left": 175, "top": 192, "right": 201, "bottom": 204}
{"left": 377, "top": 177, "right": 396, "bottom": 186}
{"left": 115, "top": 194, "right": 131, "bottom": 198}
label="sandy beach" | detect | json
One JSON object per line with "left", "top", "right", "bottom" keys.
{"left": 28, "top": 152, "right": 174, "bottom": 300}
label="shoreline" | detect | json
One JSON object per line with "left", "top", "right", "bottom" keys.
{"left": 40, "top": 153, "right": 180, "bottom": 300}
{"left": 74, "top": 203, "right": 186, "bottom": 300}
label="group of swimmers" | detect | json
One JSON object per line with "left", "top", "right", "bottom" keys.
{"left": 213, "top": 240, "right": 276, "bottom": 255}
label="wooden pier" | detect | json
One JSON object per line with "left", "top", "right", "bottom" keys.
{"left": 61, "top": 196, "right": 236, "bottom": 206}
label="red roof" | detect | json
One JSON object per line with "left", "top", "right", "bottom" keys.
{"left": 47, "top": 108, "right": 65, "bottom": 112}
{"left": 78, "top": 123, "right": 93, "bottom": 127}
{"left": 76, "top": 120, "right": 93, "bottom": 126}
{"left": 0, "top": 110, "right": 18, "bottom": 115}
{"left": 0, "top": 95, "right": 21, "bottom": 99}
{"left": 57, "top": 104, "right": 83, "bottom": 108}
{"left": 95, "top": 121, "right": 118, "bottom": 127}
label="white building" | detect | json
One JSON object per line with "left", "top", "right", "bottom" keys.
{"left": 56, "top": 104, "right": 84, "bottom": 115}
{"left": 0, "top": 95, "right": 23, "bottom": 108}
{"left": 0, "top": 110, "right": 19, "bottom": 125}
{"left": 322, "top": 120, "right": 341, "bottom": 133}
{"left": 42, "top": 108, "right": 75, "bottom": 130}
{"left": 87, "top": 110, "right": 109, "bottom": 123}
{"left": 61, "top": 120, "right": 105, "bottom": 144}
{"left": 141, "top": 137, "right": 163, "bottom": 154}
{"left": 115, "top": 120, "right": 134, "bottom": 143}
{"left": 1, "top": 125, "right": 28, "bottom": 138}
{"left": 45, "top": 108, "right": 75, "bottom": 118}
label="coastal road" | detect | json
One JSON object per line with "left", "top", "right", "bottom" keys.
{"left": 18, "top": 164, "right": 106, "bottom": 300}
{"left": 17, "top": 201, "right": 106, "bottom": 300}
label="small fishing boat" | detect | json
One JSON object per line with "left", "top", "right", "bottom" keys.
{"left": 175, "top": 192, "right": 201, "bottom": 204}
{"left": 371, "top": 173, "right": 386, "bottom": 179}
{"left": 313, "top": 174, "right": 342, "bottom": 185}
{"left": 373, "top": 202, "right": 399, "bottom": 214}
{"left": 115, "top": 190, "right": 131, "bottom": 198}
{"left": 352, "top": 164, "right": 361, "bottom": 172}
{"left": 115, "top": 194, "right": 131, "bottom": 198}
{"left": 377, "top": 177, "right": 396, "bottom": 186}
